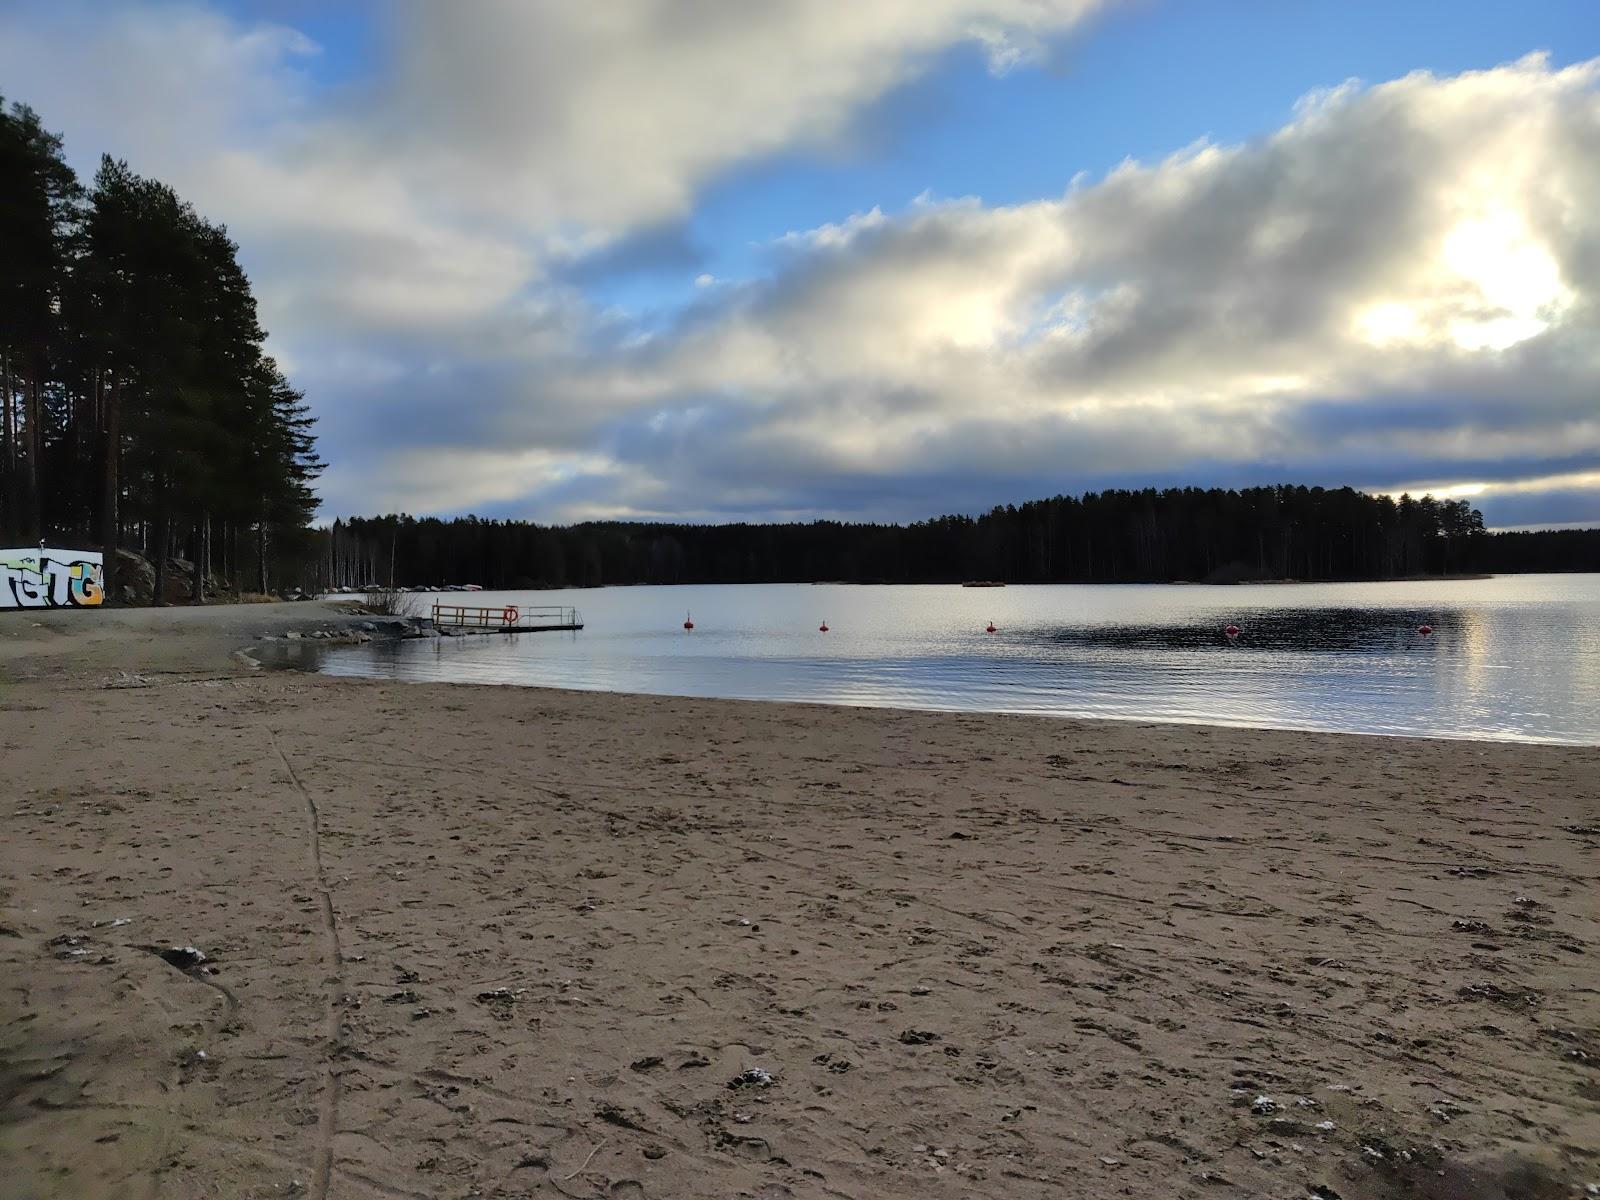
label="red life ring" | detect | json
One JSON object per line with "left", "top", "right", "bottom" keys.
{"left": 503, "top": 605, "right": 519, "bottom": 625}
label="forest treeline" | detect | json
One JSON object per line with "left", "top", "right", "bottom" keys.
{"left": 0, "top": 98, "right": 320, "bottom": 597}
{"left": 320, "top": 485, "right": 1598, "bottom": 591}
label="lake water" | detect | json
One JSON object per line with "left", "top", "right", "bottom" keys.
{"left": 313, "top": 575, "right": 1600, "bottom": 744}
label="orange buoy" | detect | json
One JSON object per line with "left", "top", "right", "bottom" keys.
{"left": 819, "top": 621, "right": 829, "bottom": 633}
{"left": 683, "top": 612, "right": 694, "bottom": 631}
{"left": 1417, "top": 624, "right": 1433, "bottom": 635}
{"left": 985, "top": 621, "right": 997, "bottom": 633}
{"left": 1224, "top": 624, "right": 1240, "bottom": 638}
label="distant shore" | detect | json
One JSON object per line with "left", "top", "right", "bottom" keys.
{"left": 1, "top": 603, "right": 1596, "bottom": 1198}
{"left": 326, "top": 571, "right": 1518, "bottom": 593}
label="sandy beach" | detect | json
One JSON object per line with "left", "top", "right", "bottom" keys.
{"left": 1, "top": 605, "right": 1596, "bottom": 1199}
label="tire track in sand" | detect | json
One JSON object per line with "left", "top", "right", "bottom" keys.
{"left": 271, "top": 731, "right": 345, "bottom": 1200}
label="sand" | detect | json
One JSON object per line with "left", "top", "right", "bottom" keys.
{"left": 1, "top": 603, "right": 1597, "bottom": 1199}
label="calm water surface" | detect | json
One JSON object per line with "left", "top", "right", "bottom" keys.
{"left": 314, "top": 575, "right": 1600, "bottom": 744}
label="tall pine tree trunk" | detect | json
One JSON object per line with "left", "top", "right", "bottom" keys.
{"left": 152, "top": 489, "right": 168, "bottom": 606}
{"left": 78, "top": 373, "right": 96, "bottom": 501}
{"left": 22, "top": 364, "right": 42, "bottom": 540}
{"left": 100, "top": 373, "right": 120, "bottom": 600}
{"left": 2, "top": 350, "right": 13, "bottom": 533}
{"left": 257, "top": 504, "right": 268, "bottom": 595}
{"left": 191, "top": 515, "right": 206, "bottom": 604}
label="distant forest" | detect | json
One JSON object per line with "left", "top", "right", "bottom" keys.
{"left": 0, "top": 98, "right": 321, "bottom": 596}
{"left": 321, "top": 486, "right": 1598, "bottom": 591}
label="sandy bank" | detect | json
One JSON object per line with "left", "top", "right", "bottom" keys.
{"left": 0, "top": 606, "right": 1596, "bottom": 1199}
{"left": 0, "top": 599, "right": 369, "bottom": 681}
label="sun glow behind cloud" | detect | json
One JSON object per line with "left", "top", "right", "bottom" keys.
{"left": 1416, "top": 470, "right": 1600, "bottom": 500}
{"left": 1384, "top": 470, "right": 1600, "bottom": 530}
{"left": 1355, "top": 210, "right": 1573, "bottom": 353}
{"left": 1441, "top": 211, "right": 1572, "bottom": 351}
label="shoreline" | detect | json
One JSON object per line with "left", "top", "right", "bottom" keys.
{"left": 1, "top": 604, "right": 1597, "bottom": 1198}
{"left": 314, "top": 660, "right": 1600, "bottom": 750}
{"left": 323, "top": 571, "right": 1578, "bottom": 592}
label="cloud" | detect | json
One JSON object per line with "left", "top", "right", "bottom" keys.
{"left": 2, "top": 5, "right": 1598, "bottom": 527}
{"left": 364, "top": 0, "right": 1107, "bottom": 231}
{"left": 554, "top": 223, "right": 708, "bottom": 287}
{"left": 557, "top": 54, "right": 1600, "bottom": 521}
{"left": 0, "top": 3, "right": 319, "bottom": 168}
{"left": 0, "top": 0, "right": 1111, "bottom": 508}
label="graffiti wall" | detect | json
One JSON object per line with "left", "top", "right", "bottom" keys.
{"left": 1, "top": 548, "right": 105, "bottom": 610}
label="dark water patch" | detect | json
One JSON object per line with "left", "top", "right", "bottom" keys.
{"left": 251, "top": 639, "right": 338, "bottom": 671}
{"left": 1032, "top": 607, "right": 1464, "bottom": 652}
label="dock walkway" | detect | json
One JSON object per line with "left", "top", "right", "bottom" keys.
{"left": 430, "top": 602, "right": 583, "bottom": 633}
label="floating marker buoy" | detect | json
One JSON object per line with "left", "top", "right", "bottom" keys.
{"left": 986, "top": 621, "right": 997, "bottom": 633}
{"left": 819, "top": 621, "right": 829, "bottom": 633}
{"left": 683, "top": 611, "right": 694, "bottom": 631}
{"left": 1417, "top": 624, "right": 1433, "bottom": 636}
{"left": 1224, "top": 624, "right": 1240, "bottom": 638}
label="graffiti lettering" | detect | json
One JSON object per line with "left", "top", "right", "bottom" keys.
{"left": 1, "top": 548, "right": 105, "bottom": 610}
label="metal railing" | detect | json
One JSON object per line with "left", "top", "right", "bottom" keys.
{"left": 430, "top": 603, "right": 582, "bottom": 629}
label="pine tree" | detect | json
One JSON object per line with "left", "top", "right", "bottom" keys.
{"left": 0, "top": 99, "right": 82, "bottom": 541}
{"left": 3, "top": 98, "right": 321, "bottom": 598}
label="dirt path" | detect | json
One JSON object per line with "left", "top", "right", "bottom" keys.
{"left": 271, "top": 730, "right": 347, "bottom": 1200}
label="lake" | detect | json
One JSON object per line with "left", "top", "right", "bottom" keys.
{"left": 313, "top": 575, "right": 1600, "bottom": 744}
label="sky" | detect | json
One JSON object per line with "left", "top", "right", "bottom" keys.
{"left": 2, "top": 1, "right": 1597, "bottom": 530}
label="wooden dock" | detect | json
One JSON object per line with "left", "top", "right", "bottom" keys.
{"left": 431, "top": 602, "right": 583, "bottom": 633}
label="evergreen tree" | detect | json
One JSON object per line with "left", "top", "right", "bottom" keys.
{"left": 1, "top": 101, "right": 321, "bottom": 599}
{"left": 0, "top": 98, "right": 82, "bottom": 539}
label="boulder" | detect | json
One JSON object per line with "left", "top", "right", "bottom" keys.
{"left": 112, "top": 550, "right": 155, "bottom": 605}
{"left": 163, "top": 557, "right": 200, "bottom": 603}
{"left": 158, "top": 557, "right": 227, "bottom": 603}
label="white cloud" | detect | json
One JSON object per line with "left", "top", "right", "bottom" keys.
{"left": 3, "top": 4, "right": 1598, "bottom": 525}
{"left": 0, "top": 4, "right": 318, "bottom": 168}
{"left": 376, "top": 446, "right": 620, "bottom": 515}
{"left": 0, "top": 0, "right": 1110, "bottom": 442}
{"left": 573, "top": 54, "right": 1600, "bottom": 518}
{"left": 368, "top": 0, "right": 1107, "bottom": 231}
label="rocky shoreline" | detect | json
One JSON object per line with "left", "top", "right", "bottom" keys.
{"left": 248, "top": 610, "right": 532, "bottom": 658}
